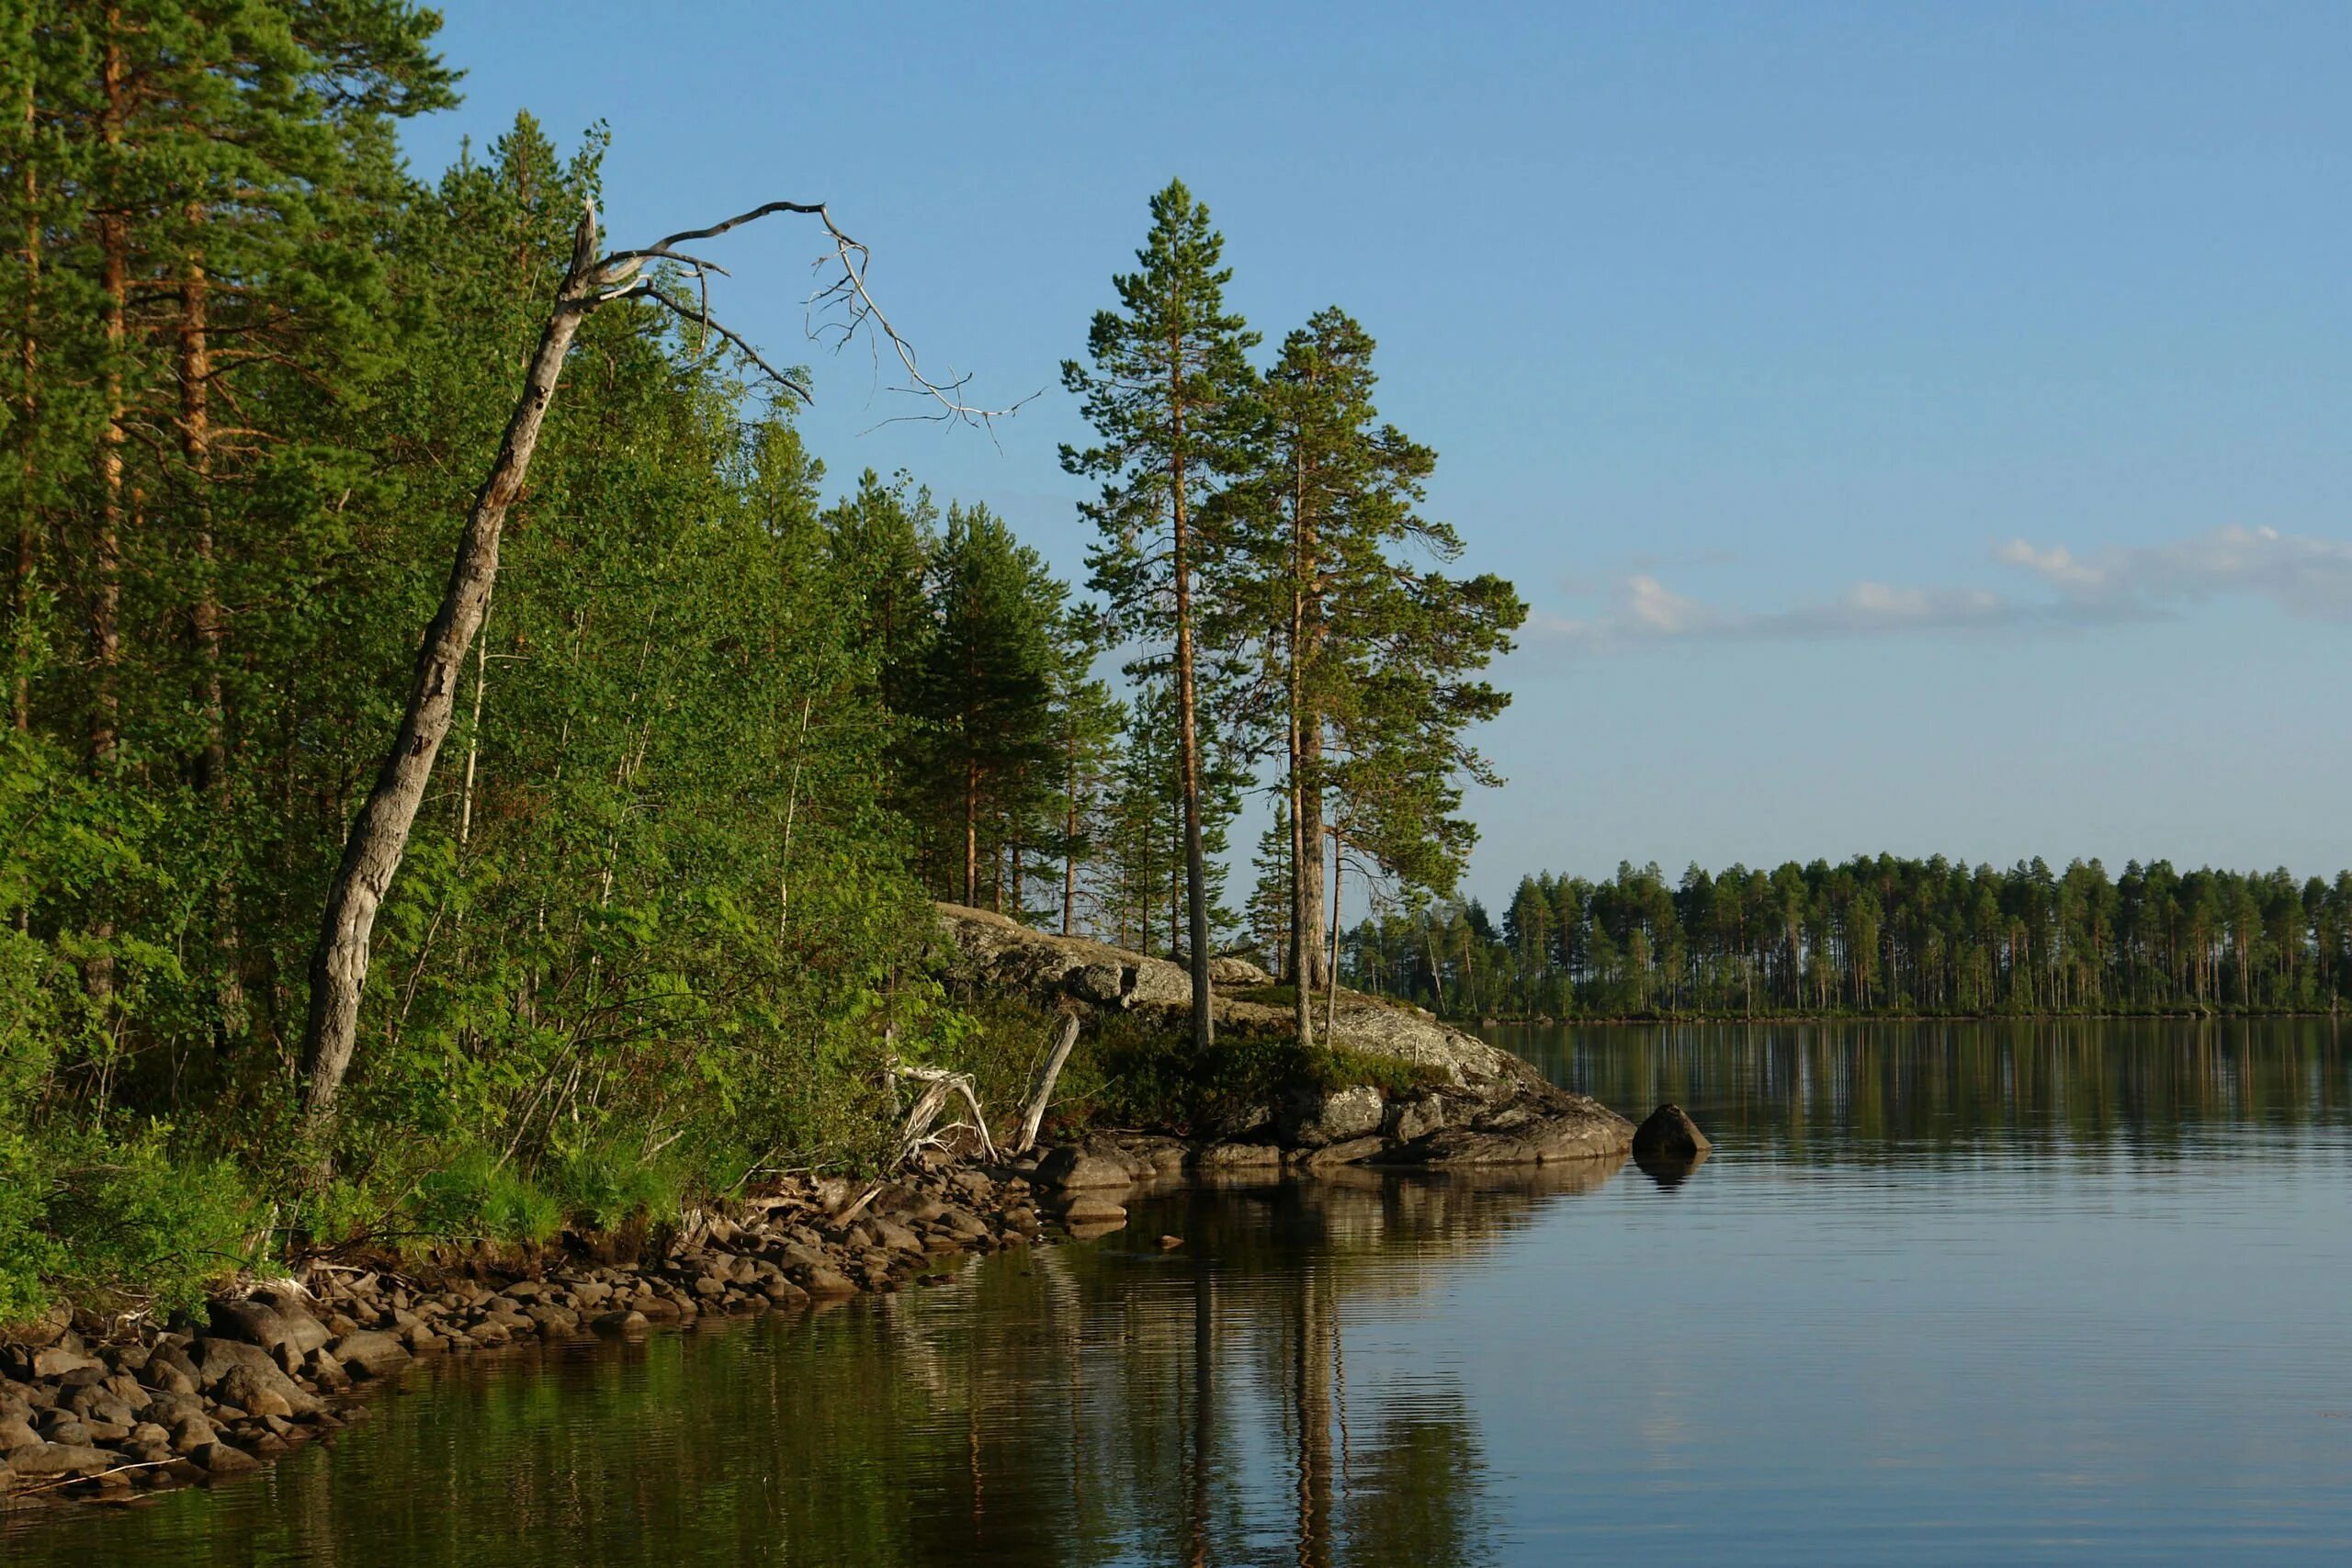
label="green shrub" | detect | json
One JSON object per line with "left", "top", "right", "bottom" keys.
{"left": 974, "top": 1001, "right": 1440, "bottom": 1139}
{"left": 411, "top": 1151, "right": 562, "bottom": 1248}
{"left": 0, "top": 1124, "right": 269, "bottom": 1323}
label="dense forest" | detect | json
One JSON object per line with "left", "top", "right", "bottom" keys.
{"left": 1332, "top": 856, "right": 2352, "bottom": 1020}
{"left": 0, "top": 2, "right": 1517, "bottom": 1312}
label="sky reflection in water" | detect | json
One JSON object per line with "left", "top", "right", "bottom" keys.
{"left": 11, "top": 1018, "right": 2351, "bottom": 1565}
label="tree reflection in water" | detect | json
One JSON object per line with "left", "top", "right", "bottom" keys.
{"left": 5, "top": 1165, "right": 1622, "bottom": 1568}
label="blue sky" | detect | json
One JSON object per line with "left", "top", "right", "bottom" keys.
{"left": 400, "top": 2, "right": 2352, "bottom": 907}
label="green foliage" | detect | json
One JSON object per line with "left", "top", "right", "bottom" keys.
{"left": 995, "top": 1003, "right": 1435, "bottom": 1138}
{"left": 412, "top": 1153, "right": 562, "bottom": 1249}
{"left": 1352, "top": 855, "right": 2352, "bottom": 1020}
{"left": 0, "top": 1125, "right": 266, "bottom": 1323}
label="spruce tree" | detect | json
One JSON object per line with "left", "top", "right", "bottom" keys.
{"left": 1062, "top": 179, "right": 1257, "bottom": 1048}
{"left": 907, "top": 502, "right": 1062, "bottom": 908}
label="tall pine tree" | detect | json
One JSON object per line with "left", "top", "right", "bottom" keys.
{"left": 1062, "top": 179, "right": 1257, "bottom": 1049}
{"left": 1226, "top": 307, "right": 1524, "bottom": 1037}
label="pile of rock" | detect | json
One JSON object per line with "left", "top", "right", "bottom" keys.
{"left": 0, "top": 1290, "right": 359, "bottom": 1499}
{"left": 0, "top": 1153, "right": 1110, "bottom": 1507}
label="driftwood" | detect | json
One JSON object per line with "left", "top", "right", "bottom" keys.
{"left": 1012, "top": 1012, "right": 1081, "bottom": 1156}
{"left": 891, "top": 1060, "right": 1000, "bottom": 1166}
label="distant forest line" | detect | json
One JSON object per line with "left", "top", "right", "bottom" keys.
{"left": 1322, "top": 856, "right": 2352, "bottom": 1020}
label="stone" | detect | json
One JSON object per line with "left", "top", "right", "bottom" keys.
{"left": 191, "top": 1440, "right": 260, "bottom": 1476}
{"left": 1299, "top": 1134, "right": 1387, "bottom": 1168}
{"left": 188, "top": 1340, "right": 321, "bottom": 1416}
{"left": 0, "top": 1415, "right": 38, "bottom": 1452}
{"left": 246, "top": 1291, "right": 334, "bottom": 1357}
{"left": 1069, "top": 963, "right": 1125, "bottom": 1004}
{"left": 209, "top": 1299, "right": 290, "bottom": 1354}
{"left": 871, "top": 1218, "right": 924, "bottom": 1254}
{"left": 797, "top": 1266, "right": 859, "bottom": 1298}
{"left": 1285, "top": 1082, "right": 1385, "bottom": 1146}
{"left": 1631, "top": 1110, "right": 1711, "bottom": 1190}
{"left": 1206, "top": 954, "right": 1272, "bottom": 987}
{"left": 1386, "top": 1093, "right": 1447, "bottom": 1144}
{"left": 168, "top": 1415, "right": 219, "bottom": 1452}
{"left": 8, "top": 1302, "right": 71, "bottom": 1349}
{"left": 74, "top": 1393, "right": 137, "bottom": 1429}
{"left": 329, "top": 1329, "right": 413, "bottom": 1373}
{"left": 524, "top": 1303, "right": 579, "bottom": 1337}
{"left": 30, "top": 1346, "right": 100, "bottom": 1380}
{"left": 1061, "top": 1192, "right": 1126, "bottom": 1226}
{"left": 7, "top": 1443, "right": 121, "bottom": 1479}
{"left": 1035, "top": 1145, "right": 1133, "bottom": 1190}
{"left": 1121, "top": 958, "right": 1193, "bottom": 1011}
{"left": 215, "top": 1366, "right": 293, "bottom": 1421}
{"left": 1193, "top": 1142, "right": 1284, "bottom": 1169}
{"left": 1632, "top": 1103, "right": 1712, "bottom": 1160}
{"left": 38, "top": 1416, "right": 91, "bottom": 1446}
{"left": 1374, "top": 1090, "right": 1634, "bottom": 1168}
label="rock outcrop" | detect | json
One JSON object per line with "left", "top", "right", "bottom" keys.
{"left": 931, "top": 902, "right": 1634, "bottom": 1169}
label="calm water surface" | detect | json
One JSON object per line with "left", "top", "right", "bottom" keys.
{"left": 8, "top": 1019, "right": 2351, "bottom": 1564}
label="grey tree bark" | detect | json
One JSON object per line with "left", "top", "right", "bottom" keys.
{"left": 300, "top": 206, "right": 605, "bottom": 1130}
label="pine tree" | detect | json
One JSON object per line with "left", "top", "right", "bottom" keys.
{"left": 1246, "top": 805, "right": 1295, "bottom": 978}
{"left": 1062, "top": 179, "right": 1258, "bottom": 1050}
{"left": 906, "top": 502, "right": 1063, "bottom": 908}
{"left": 1226, "top": 306, "right": 1523, "bottom": 1036}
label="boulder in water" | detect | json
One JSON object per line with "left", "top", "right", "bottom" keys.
{"left": 1631, "top": 1103, "right": 1711, "bottom": 1160}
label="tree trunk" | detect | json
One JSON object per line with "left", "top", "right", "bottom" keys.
{"left": 1324, "top": 829, "right": 1342, "bottom": 1042}
{"left": 181, "top": 216, "right": 247, "bottom": 1040}
{"left": 11, "top": 64, "right": 37, "bottom": 735}
{"left": 300, "top": 205, "right": 603, "bottom": 1131}
{"left": 1291, "top": 439, "right": 1329, "bottom": 998}
{"left": 1012, "top": 1011, "right": 1081, "bottom": 1155}
{"left": 1297, "top": 726, "right": 1327, "bottom": 991}
{"left": 963, "top": 755, "right": 979, "bottom": 905}
{"left": 1170, "top": 369, "right": 1212, "bottom": 1050}
{"left": 456, "top": 592, "right": 491, "bottom": 848}
{"left": 92, "top": 17, "right": 125, "bottom": 767}
{"left": 1061, "top": 726, "right": 1079, "bottom": 936}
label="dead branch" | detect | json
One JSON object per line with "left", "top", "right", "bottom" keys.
{"left": 605, "top": 198, "right": 1037, "bottom": 431}
{"left": 891, "top": 1059, "right": 1001, "bottom": 1165}
{"left": 1012, "top": 1012, "right": 1082, "bottom": 1156}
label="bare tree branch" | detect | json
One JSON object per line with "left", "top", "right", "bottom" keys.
{"left": 603, "top": 199, "right": 1039, "bottom": 431}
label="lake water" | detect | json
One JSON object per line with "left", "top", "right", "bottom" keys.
{"left": 10, "top": 1019, "right": 2351, "bottom": 1564}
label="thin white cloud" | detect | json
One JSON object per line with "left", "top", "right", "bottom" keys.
{"left": 1542, "top": 525, "right": 2351, "bottom": 651}
{"left": 1996, "top": 525, "right": 2352, "bottom": 623}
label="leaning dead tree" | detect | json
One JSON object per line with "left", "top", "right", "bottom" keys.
{"left": 300, "top": 197, "right": 1023, "bottom": 1145}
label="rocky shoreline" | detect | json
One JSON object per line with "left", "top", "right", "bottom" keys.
{"left": 4, "top": 908, "right": 1674, "bottom": 1516}
{"left": 0, "top": 1149, "right": 1114, "bottom": 1511}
